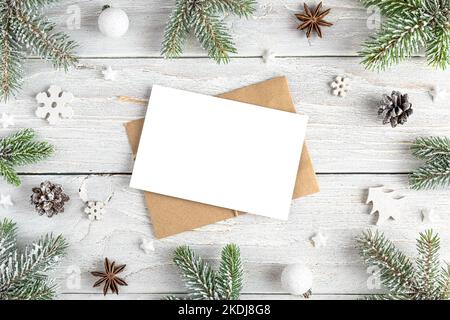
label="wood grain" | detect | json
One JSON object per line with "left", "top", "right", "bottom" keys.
{"left": 1, "top": 0, "right": 448, "bottom": 300}
{"left": 2, "top": 57, "right": 449, "bottom": 174}
{"left": 1, "top": 174, "right": 448, "bottom": 296}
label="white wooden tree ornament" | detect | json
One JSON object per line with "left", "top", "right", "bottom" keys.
{"left": 35, "top": 85, "right": 74, "bottom": 125}
{"left": 366, "top": 186, "right": 406, "bottom": 225}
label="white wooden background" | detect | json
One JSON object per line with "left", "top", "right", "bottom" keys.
{"left": 1, "top": 0, "right": 449, "bottom": 300}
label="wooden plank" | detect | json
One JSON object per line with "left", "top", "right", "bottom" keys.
{"left": 59, "top": 293, "right": 360, "bottom": 300}
{"left": 2, "top": 57, "right": 449, "bottom": 173}
{"left": 1, "top": 174, "right": 449, "bottom": 295}
{"left": 46, "top": 0, "right": 373, "bottom": 57}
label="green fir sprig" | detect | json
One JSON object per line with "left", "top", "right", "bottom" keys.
{"left": 161, "top": 0, "right": 256, "bottom": 64}
{"left": 359, "top": 0, "right": 450, "bottom": 70}
{"left": 357, "top": 229, "right": 450, "bottom": 300}
{"left": 0, "top": 129, "right": 54, "bottom": 186}
{"left": 410, "top": 136, "right": 450, "bottom": 190}
{"left": 0, "top": 0, "right": 78, "bottom": 101}
{"left": 166, "top": 244, "right": 243, "bottom": 300}
{"left": 0, "top": 219, "right": 68, "bottom": 300}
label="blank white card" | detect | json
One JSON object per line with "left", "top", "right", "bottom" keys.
{"left": 130, "top": 85, "right": 308, "bottom": 220}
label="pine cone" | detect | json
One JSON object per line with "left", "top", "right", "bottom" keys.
{"left": 378, "top": 91, "right": 413, "bottom": 128}
{"left": 31, "top": 181, "right": 70, "bottom": 217}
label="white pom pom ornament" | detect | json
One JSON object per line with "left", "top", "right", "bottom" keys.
{"left": 98, "top": 6, "right": 129, "bottom": 38}
{"left": 281, "top": 264, "right": 313, "bottom": 298}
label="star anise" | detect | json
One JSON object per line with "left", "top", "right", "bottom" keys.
{"left": 91, "top": 258, "right": 128, "bottom": 295}
{"left": 295, "top": 2, "right": 333, "bottom": 38}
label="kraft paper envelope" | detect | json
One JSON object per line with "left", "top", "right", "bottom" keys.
{"left": 124, "top": 76, "right": 320, "bottom": 238}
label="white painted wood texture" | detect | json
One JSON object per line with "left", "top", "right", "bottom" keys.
{"left": 0, "top": 0, "right": 449, "bottom": 300}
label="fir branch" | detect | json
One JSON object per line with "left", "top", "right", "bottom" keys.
{"left": 0, "top": 0, "right": 78, "bottom": 101}
{"left": 191, "top": 7, "right": 237, "bottom": 64}
{"left": 167, "top": 244, "right": 244, "bottom": 300}
{"left": 11, "top": 9, "right": 78, "bottom": 70}
{"left": 161, "top": 0, "right": 256, "bottom": 63}
{"left": 0, "top": 129, "right": 54, "bottom": 186}
{"left": 207, "top": 0, "right": 256, "bottom": 17}
{"left": 216, "top": 244, "right": 243, "bottom": 300}
{"left": 356, "top": 229, "right": 417, "bottom": 295}
{"left": 426, "top": 25, "right": 450, "bottom": 69}
{"left": 357, "top": 229, "right": 450, "bottom": 300}
{"left": 359, "top": 0, "right": 422, "bottom": 17}
{"left": 0, "top": 219, "right": 67, "bottom": 300}
{"left": 161, "top": 0, "right": 191, "bottom": 59}
{"left": 0, "top": 219, "right": 17, "bottom": 262}
{"left": 0, "top": 4, "right": 24, "bottom": 101}
{"left": 359, "top": 0, "right": 450, "bottom": 70}
{"left": 360, "top": 12, "right": 429, "bottom": 70}
{"left": 415, "top": 230, "right": 442, "bottom": 299}
{"left": 409, "top": 157, "right": 450, "bottom": 190}
{"left": 172, "top": 245, "right": 218, "bottom": 300}
{"left": 411, "top": 137, "right": 450, "bottom": 161}
{"left": 438, "top": 264, "right": 450, "bottom": 299}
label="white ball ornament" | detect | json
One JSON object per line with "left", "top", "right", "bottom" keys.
{"left": 98, "top": 6, "right": 129, "bottom": 38}
{"left": 281, "top": 264, "right": 313, "bottom": 298}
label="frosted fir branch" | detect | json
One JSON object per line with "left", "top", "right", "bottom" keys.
{"left": 0, "top": 129, "right": 54, "bottom": 186}
{"left": 167, "top": 244, "right": 244, "bottom": 300}
{"left": 415, "top": 230, "right": 442, "bottom": 299}
{"left": 206, "top": 0, "right": 256, "bottom": 17}
{"left": 0, "top": 230, "right": 67, "bottom": 300}
{"left": 172, "top": 246, "right": 218, "bottom": 300}
{"left": 359, "top": 0, "right": 422, "bottom": 17}
{"left": 360, "top": 12, "right": 430, "bottom": 70}
{"left": 411, "top": 137, "right": 450, "bottom": 161}
{"left": 410, "top": 158, "right": 450, "bottom": 190}
{"left": 216, "top": 244, "right": 243, "bottom": 300}
{"left": 161, "top": 0, "right": 256, "bottom": 63}
{"left": 356, "top": 230, "right": 417, "bottom": 296}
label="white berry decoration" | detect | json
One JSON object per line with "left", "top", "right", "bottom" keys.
{"left": 84, "top": 201, "right": 106, "bottom": 221}
{"left": 98, "top": 6, "right": 129, "bottom": 38}
{"left": 139, "top": 237, "right": 155, "bottom": 254}
{"left": 281, "top": 264, "right": 313, "bottom": 298}
{"left": 35, "top": 85, "right": 74, "bottom": 125}
{"left": 311, "top": 232, "right": 328, "bottom": 248}
{"left": 331, "top": 76, "right": 350, "bottom": 97}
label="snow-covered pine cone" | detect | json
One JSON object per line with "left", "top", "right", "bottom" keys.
{"left": 31, "top": 181, "right": 70, "bottom": 217}
{"left": 378, "top": 91, "right": 413, "bottom": 128}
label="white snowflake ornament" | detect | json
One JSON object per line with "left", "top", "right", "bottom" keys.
{"left": 366, "top": 186, "right": 406, "bottom": 225}
{"left": 0, "top": 194, "right": 13, "bottom": 208}
{"left": 35, "top": 85, "right": 74, "bottom": 125}
{"left": 331, "top": 76, "right": 350, "bottom": 97}
{"left": 102, "top": 66, "right": 117, "bottom": 81}
{"left": 84, "top": 201, "right": 106, "bottom": 221}
{"left": 139, "top": 237, "right": 155, "bottom": 254}
{"left": 0, "top": 113, "right": 14, "bottom": 129}
{"left": 311, "top": 232, "right": 328, "bottom": 248}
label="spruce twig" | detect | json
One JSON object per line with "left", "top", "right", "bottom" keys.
{"left": 0, "top": 219, "right": 67, "bottom": 300}
{"left": 356, "top": 229, "right": 450, "bottom": 300}
{"left": 161, "top": 0, "right": 256, "bottom": 64}
{"left": 410, "top": 137, "right": 450, "bottom": 190}
{"left": 359, "top": 0, "right": 450, "bottom": 70}
{"left": 166, "top": 244, "right": 244, "bottom": 300}
{"left": 0, "top": 129, "right": 54, "bottom": 186}
{"left": 0, "top": 0, "right": 78, "bottom": 101}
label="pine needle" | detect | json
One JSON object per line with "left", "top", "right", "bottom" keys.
{"left": 167, "top": 244, "right": 244, "bottom": 300}
{"left": 356, "top": 229, "right": 450, "bottom": 300}
{"left": 359, "top": 0, "right": 450, "bottom": 70}
{"left": 0, "top": 0, "right": 78, "bottom": 101}
{"left": 161, "top": 0, "right": 256, "bottom": 63}
{"left": 0, "top": 129, "right": 54, "bottom": 186}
